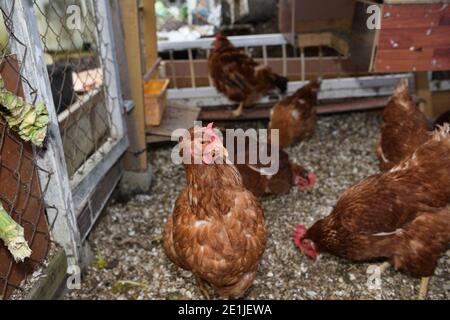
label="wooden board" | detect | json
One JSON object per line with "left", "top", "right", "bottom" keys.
{"left": 120, "top": 0, "right": 148, "bottom": 172}
{"left": 278, "top": 0, "right": 296, "bottom": 45}
{"left": 375, "top": 3, "right": 450, "bottom": 72}
{"left": 429, "top": 89, "right": 450, "bottom": 117}
{"left": 165, "top": 56, "right": 359, "bottom": 89}
{"left": 141, "top": 0, "right": 159, "bottom": 78}
{"left": 378, "top": 27, "right": 450, "bottom": 50}
{"left": 27, "top": 248, "right": 67, "bottom": 300}
{"left": 198, "top": 97, "right": 388, "bottom": 121}
{"left": 279, "top": 0, "right": 357, "bottom": 34}
{"left": 146, "top": 104, "right": 200, "bottom": 137}
{"left": 348, "top": 1, "right": 380, "bottom": 72}
{"left": 297, "top": 32, "right": 350, "bottom": 55}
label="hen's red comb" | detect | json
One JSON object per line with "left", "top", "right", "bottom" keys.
{"left": 292, "top": 224, "right": 307, "bottom": 248}
{"left": 215, "top": 32, "right": 223, "bottom": 40}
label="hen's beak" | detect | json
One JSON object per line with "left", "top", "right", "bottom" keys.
{"left": 202, "top": 140, "right": 229, "bottom": 164}
{"left": 213, "top": 143, "right": 229, "bottom": 160}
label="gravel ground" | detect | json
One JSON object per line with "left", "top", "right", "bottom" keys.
{"left": 65, "top": 111, "right": 450, "bottom": 300}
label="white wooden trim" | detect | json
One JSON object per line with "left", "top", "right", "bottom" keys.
{"left": 158, "top": 33, "right": 288, "bottom": 51}
{"left": 96, "top": 0, "right": 126, "bottom": 140}
{"left": 79, "top": 166, "right": 122, "bottom": 243}
{"left": 430, "top": 79, "right": 450, "bottom": 92}
{"left": 57, "top": 87, "right": 102, "bottom": 124}
{"left": 71, "top": 136, "right": 128, "bottom": 215}
{"left": 167, "top": 74, "right": 415, "bottom": 107}
{"left": 2, "top": 0, "right": 81, "bottom": 263}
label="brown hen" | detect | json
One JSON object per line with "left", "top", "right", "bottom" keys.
{"left": 268, "top": 80, "right": 319, "bottom": 149}
{"left": 163, "top": 124, "right": 267, "bottom": 299}
{"left": 376, "top": 79, "right": 430, "bottom": 171}
{"left": 295, "top": 125, "right": 450, "bottom": 299}
{"left": 223, "top": 132, "right": 316, "bottom": 197}
{"left": 208, "top": 33, "right": 288, "bottom": 117}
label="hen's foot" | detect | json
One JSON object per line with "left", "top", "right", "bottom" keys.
{"left": 418, "top": 277, "right": 429, "bottom": 300}
{"left": 195, "top": 276, "right": 211, "bottom": 299}
{"left": 232, "top": 102, "right": 244, "bottom": 117}
{"left": 378, "top": 262, "right": 391, "bottom": 273}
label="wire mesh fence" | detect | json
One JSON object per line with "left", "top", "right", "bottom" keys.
{"left": 0, "top": 0, "right": 127, "bottom": 299}
{"left": 0, "top": 116, "right": 52, "bottom": 299}
{"left": 33, "top": 0, "right": 118, "bottom": 180}
{"left": 0, "top": 4, "right": 53, "bottom": 299}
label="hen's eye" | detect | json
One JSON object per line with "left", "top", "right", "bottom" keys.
{"left": 179, "top": 136, "right": 183, "bottom": 143}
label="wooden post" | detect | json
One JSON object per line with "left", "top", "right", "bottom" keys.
{"left": 142, "top": 0, "right": 159, "bottom": 78}
{"left": 415, "top": 72, "right": 433, "bottom": 118}
{"left": 119, "top": 0, "right": 148, "bottom": 171}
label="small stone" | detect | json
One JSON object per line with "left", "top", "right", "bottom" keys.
{"left": 306, "top": 290, "right": 317, "bottom": 298}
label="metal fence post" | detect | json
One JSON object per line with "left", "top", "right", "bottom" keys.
{"left": 1, "top": 0, "right": 81, "bottom": 264}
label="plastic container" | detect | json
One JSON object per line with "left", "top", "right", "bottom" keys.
{"left": 144, "top": 78, "right": 169, "bottom": 126}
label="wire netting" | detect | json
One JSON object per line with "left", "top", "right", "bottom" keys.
{"left": 0, "top": 3, "right": 53, "bottom": 299}
{"left": 0, "top": 0, "right": 122, "bottom": 299}
{"left": 32, "top": 0, "right": 118, "bottom": 179}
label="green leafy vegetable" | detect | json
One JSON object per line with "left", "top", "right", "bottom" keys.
{"left": 0, "top": 204, "right": 32, "bottom": 262}
{"left": 0, "top": 76, "right": 49, "bottom": 146}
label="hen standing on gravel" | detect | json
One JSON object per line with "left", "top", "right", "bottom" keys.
{"left": 163, "top": 123, "right": 267, "bottom": 299}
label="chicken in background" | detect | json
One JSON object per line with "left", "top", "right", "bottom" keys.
{"left": 223, "top": 133, "right": 316, "bottom": 197}
{"left": 376, "top": 79, "right": 430, "bottom": 172}
{"left": 163, "top": 123, "right": 267, "bottom": 299}
{"left": 293, "top": 125, "right": 450, "bottom": 299}
{"left": 268, "top": 80, "right": 319, "bottom": 149}
{"left": 208, "top": 33, "right": 288, "bottom": 117}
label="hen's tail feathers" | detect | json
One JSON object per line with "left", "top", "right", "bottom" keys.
{"left": 290, "top": 79, "right": 321, "bottom": 104}
{"left": 272, "top": 74, "right": 288, "bottom": 94}
{"left": 432, "top": 123, "right": 450, "bottom": 142}
{"left": 388, "top": 78, "right": 414, "bottom": 111}
{"left": 394, "top": 78, "right": 409, "bottom": 96}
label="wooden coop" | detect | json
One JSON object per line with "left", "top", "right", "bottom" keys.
{"left": 139, "top": 0, "right": 450, "bottom": 144}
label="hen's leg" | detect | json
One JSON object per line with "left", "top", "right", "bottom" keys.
{"left": 232, "top": 102, "right": 245, "bottom": 117}
{"left": 418, "top": 277, "right": 429, "bottom": 300}
{"left": 378, "top": 262, "right": 391, "bottom": 273}
{"left": 379, "top": 263, "right": 430, "bottom": 300}
{"left": 195, "top": 275, "right": 211, "bottom": 299}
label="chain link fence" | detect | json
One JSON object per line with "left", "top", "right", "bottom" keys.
{"left": 0, "top": 4, "right": 52, "bottom": 299}
{"left": 33, "top": 0, "right": 118, "bottom": 179}
{"left": 0, "top": 0, "right": 127, "bottom": 299}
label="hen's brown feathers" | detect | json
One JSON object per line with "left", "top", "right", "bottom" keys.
{"left": 306, "top": 126, "right": 450, "bottom": 277}
{"left": 208, "top": 36, "right": 287, "bottom": 106}
{"left": 223, "top": 134, "right": 310, "bottom": 197}
{"left": 269, "top": 80, "right": 319, "bottom": 148}
{"left": 163, "top": 139, "right": 267, "bottom": 298}
{"left": 376, "top": 79, "right": 430, "bottom": 171}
